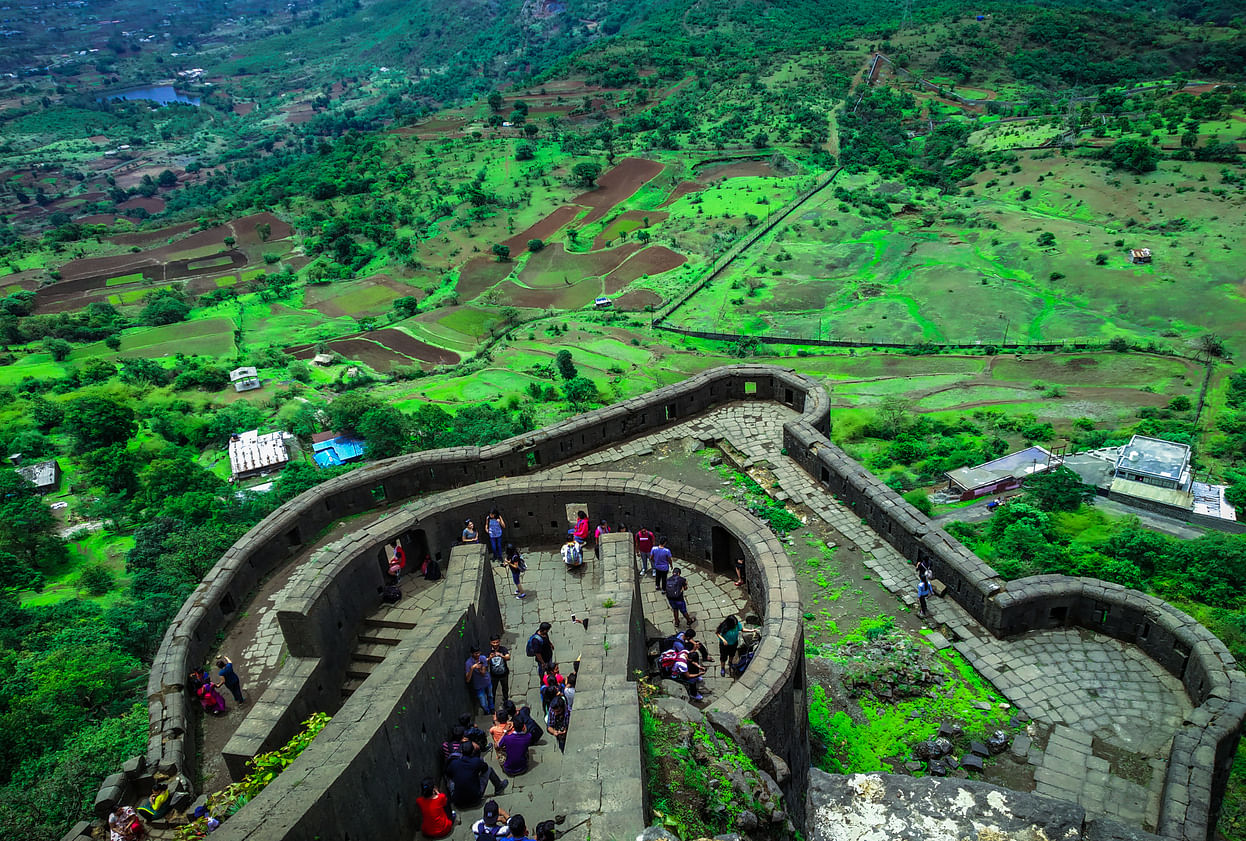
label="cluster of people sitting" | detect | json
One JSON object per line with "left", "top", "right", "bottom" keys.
{"left": 562, "top": 511, "right": 618, "bottom": 568}
{"left": 107, "top": 783, "right": 171, "bottom": 840}
{"left": 654, "top": 616, "right": 754, "bottom": 701}
{"left": 415, "top": 788, "right": 560, "bottom": 841}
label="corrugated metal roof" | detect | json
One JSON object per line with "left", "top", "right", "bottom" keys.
{"left": 946, "top": 446, "right": 1054, "bottom": 492}
{"left": 228, "top": 430, "right": 291, "bottom": 477}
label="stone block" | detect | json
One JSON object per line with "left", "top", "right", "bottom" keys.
{"left": 58, "top": 821, "right": 91, "bottom": 841}
{"left": 961, "top": 754, "right": 985, "bottom": 772}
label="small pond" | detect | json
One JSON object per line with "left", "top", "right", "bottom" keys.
{"left": 98, "top": 85, "right": 200, "bottom": 106}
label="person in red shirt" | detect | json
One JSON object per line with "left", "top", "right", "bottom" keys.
{"left": 416, "top": 777, "right": 455, "bottom": 838}
{"left": 635, "top": 527, "right": 655, "bottom": 576}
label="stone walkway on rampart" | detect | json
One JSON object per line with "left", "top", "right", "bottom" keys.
{"left": 553, "top": 401, "right": 1191, "bottom": 833}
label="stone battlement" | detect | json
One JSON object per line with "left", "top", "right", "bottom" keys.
{"left": 96, "top": 365, "right": 1242, "bottom": 841}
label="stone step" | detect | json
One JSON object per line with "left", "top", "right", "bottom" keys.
{"left": 346, "top": 665, "right": 374, "bottom": 680}
{"left": 342, "top": 678, "right": 365, "bottom": 699}
{"left": 353, "top": 643, "right": 393, "bottom": 663}
{"left": 362, "top": 617, "right": 417, "bottom": 631}
{"left": 358, "top": 631, "right": 403, "bottom": 646}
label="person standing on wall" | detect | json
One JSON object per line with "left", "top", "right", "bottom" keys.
{"left": 635, "top": 526, "right": 655, "bottom": 576}
{"left": 917, "top": 574, "right": 933, "bottom": 619}
{"left": 486, "top": 510, "right": 507, "bottom": 564}
{"left": 651, "top": 536, "right": 672, "bottom": 593}
{"left": 466, "top": 644, "right": 494, "bottom": 715}
{"left": 214, "top": 655, "right": 246, "bottom": 705}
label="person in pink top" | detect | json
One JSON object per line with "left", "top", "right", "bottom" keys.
{"left": 571, "top": 511, "right": 590, "bottom": 546}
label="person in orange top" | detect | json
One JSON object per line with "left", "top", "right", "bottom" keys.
{"left": 489, "top": 709, "right": 514, "bottom": 751}
{"left": 415, "top": 777, "right": 455, "bottom": 838}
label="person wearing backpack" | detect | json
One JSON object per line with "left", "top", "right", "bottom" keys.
{"left": 471, "top": 800, "right": 511, "bottom": 839}
{"left": 918, "top": 574, "right": 933, "bottom": 619}
{"left": 665, "top": 567, "right": 694, "bottom": 628}
{"left": 561, "top": 537, "right": 584, "bottom": 569}
{"left": 487, "top": 635, "right": 511, "bottom": 707}
{"left": 526, "top": 622, "right": 554, "bottom": 679}
{"left": 650, "top": 536, "right": 672, "bottom": 593}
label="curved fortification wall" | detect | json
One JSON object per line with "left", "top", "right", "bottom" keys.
{"left": 213, "top": 475, "right": 804, "bottom": 841}
{"left": 127, "top": 364, "right": 1240, "bottom": 841}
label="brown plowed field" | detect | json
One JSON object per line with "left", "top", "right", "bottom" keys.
{"left": 286, "top": 328, "right": 459, "bottom": 371}
{"left": 574, "top": 157, "right": 664, "bottom": 224}
{"left": 457, "top": 257, "right": 514, "bottom": 300}
{"left": 118, "top": 196, "right": 166, "bottom": 214}
{"left": 112, "top": 221, "right": 196, "bottom": 247}
{"left": 519, "top": 242, "right": 642, "bottom": 287}
{"left": 502, "top": 205, "right": 584, "bottom": 252}
{"left": 613, "top": 289, "right": 662, "bottom": 309}
{"left": 695, "top": 159, "right": 782, "bottom": 181}
{"left": 493, "top": 279, "right": 601, "bottom": 310}
{"left": 658, "top": 181, "right": 704, "bottom": 208}
{"left": 602, "top": 246, "right": 686, "bottom": 293}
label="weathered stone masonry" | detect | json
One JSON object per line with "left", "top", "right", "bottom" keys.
{"left": 127, "top": 364, "right": 1241, "bottom": 841}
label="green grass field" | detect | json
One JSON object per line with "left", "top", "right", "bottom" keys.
{"left": 105, "top": 273, "right": 145, "bottom": 286}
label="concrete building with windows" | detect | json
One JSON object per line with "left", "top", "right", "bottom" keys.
{"left": 1111, "top": 435, "right": 1192, "bottom": 509}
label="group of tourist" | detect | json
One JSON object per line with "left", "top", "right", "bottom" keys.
{"left": 107, "top": 783, "right": 171, "bottom": 841}
{"left": 188, "top": 655, "right": 247, "bottom": 716}
{"left": 420, "top": 618, "right": 579, "bottom": 838}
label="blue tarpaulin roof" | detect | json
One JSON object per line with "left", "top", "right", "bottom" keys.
{"left": 312, "top": 436, "right": 366, "bottom": 467}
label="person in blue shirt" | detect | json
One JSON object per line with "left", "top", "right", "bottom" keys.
{"left": 507, "top": 814, "right": 535, "bottom": 841}
{"left": 485, "top": 510, "right": 507, "bottom": 563}
{"left": 465, "top": 644, "right": 494, "bottom": 714}
{"left": 215, "top": 655, "right": 246, "bottom": 704}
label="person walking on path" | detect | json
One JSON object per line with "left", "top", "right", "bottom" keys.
{"left": 214, "top": 655, "right": 246, "bottom": 705}
{"left": 486, "top": 510, "right": 507, "bottom": 563}
{"left": 635, "top": 527, "right": 655, "bottom": 576}
{"left": 466, "top": 644, "right": 494, "bottom": 715}
{"left": 733, "top": 556, "right": 745, "bottom": 587}
{"left": 716, "top": 615, "right": 742, "bottom": 677}
{"left": 505, "top": 545, "right": 527, "bottom": 599}
{"left": 526, "top": 622, "right": 554, "bottom": 680}
{"left": 651, "top": 537, "right": 672, "bottom": 593}
{"left": 666, "top": 567, "right": 694, "bottom": 628}
{"left": 915, "top": 557, "right": 931, "bottom": 585}
{"left": 487, "top": 635, "right": 511, "bottom": 706}
{"left": 917, "top": 575, "right": 933, "bottom": 619}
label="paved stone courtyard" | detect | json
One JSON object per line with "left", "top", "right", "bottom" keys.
{"left": 204, "top": 400, "right": 1196, "bottom": 837}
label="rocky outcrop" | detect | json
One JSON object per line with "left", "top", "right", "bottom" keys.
{"left": 806, "top": 769, "right": 1168, "bottom": 841}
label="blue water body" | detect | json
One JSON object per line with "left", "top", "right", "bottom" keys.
{"left": 98, "top": 85, "right": 200, "bottom": 106}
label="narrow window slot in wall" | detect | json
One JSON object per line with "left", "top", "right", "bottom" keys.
{"left": 665, "top": 403, "right": 677, "bottom": 420}
{"left": 744, "top": 381, "right": 758, "bottom": 395}
{"left": 784, "top": 388, "right": 794, "bottom": 405}
{"left": 371, "top": 485, "right": 386, "bottom": 502}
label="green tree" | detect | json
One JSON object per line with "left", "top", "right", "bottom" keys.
{"left": 29, "top": 395, "right": 63, "bottom": 431}
{"left": 64, "top": 396, "right": 136, "bottom": 452}
{"left": 81, "top": 444, "right": 140, "bottom": 495}
{"left": 1102, "top": 137, "right": 1160, "bottom": 173}
{"left": 410, "top": 403, "right": 452, "bottom": 450}
{"left": 555, "top": 349, "right": 578, "bottom": 380}
{"left": 488, "top": 90, "right": 504, "bottom": 112}
{"left": 0, "top": 469, "right": 66, "bottom": 579}
{"left": 527, "top": 239, "right": 545, "bottom": 252}
{"left": 903, "top": 489, "right": 933, "bottom": 516}
{"left": 326, "top": 392, "right": 381, "bottom": 434}
{"left": 572, "top": 162, "right": 602, "bottom": 187}
{"left": 1022, "top": 466, "right": 1094, "bottom": 512}
{"left": 42, "top": 337, "right": 71, "bottom": 361}
{"left": 140, "top": 295, "right": 190, "bottom": 326}
{"left": 515, "top": 143, "right": 535, "bottom": 162}
{"left": 357, "top": 406, "right": 410, "bottom": 459}
{"left": 492, "top": 243, "right": 511, "bottom": 262}
{"left": 564, "top": 376, "right": 598, "bottom": 406}
{"left": 393, "top": 296, "right": 420, "bottom": 318}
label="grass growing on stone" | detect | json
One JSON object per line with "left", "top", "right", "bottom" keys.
{"left": 809, "top": 621, "right": 1017, "bottom": 776}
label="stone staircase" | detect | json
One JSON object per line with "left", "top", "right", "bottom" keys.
{"left": 343, "top": 618, "right": 416, "bottom": 698}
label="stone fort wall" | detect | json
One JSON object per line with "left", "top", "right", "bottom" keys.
{"left": 220, "top": 473, "right": 807, "bottom": 836}
{"left": 126, "top": 364, "right": 1241, "bottom": 841}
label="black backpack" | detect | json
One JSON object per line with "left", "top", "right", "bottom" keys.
{"left": 665, "top": 575, "right": 684, "bottom": 599}
{"left": 488, "top": 652, "right": 508, "bottom": 676}
{"left": 525, "top": 633, "right": 542, "bottom": 657}
{"left": 381, "top": 585, "right": 402, "bottom": 604}
{"left": 423, "top": 558, "right": 442, "bottom": 581}
{"left": 476, "top": 824, "right": 505, "bottom": 840}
